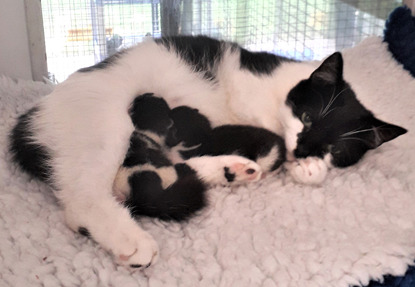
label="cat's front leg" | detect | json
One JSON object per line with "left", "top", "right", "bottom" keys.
{"left": 185, "top": 155, "right": 263, "bottom": 186}
{"left": 62, "top": 192, "right": 159, "bottom": 269}
{"left": 285, "top": 156, "right": 328, "bottom": 185}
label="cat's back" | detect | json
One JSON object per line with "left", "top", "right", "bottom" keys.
{"left": 39, "top": 36, "right": 315, "bottom": 131}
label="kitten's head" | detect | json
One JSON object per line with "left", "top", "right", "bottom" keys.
{"left": 285, "top": 52, "right": 407, "bottom": 167}
{"left": 169, "top": 106, "right": 212, "bottom": 148}
{"left": 129, "top": 93, "right": 179, "bottom": 145}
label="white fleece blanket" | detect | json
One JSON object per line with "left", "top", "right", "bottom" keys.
{"left": 1, "top": 37, "right": 414, "bottom": 287}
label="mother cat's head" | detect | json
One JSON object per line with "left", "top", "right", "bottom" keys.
{"left": 283, "top": 52, "right": 407, "bottom": 168}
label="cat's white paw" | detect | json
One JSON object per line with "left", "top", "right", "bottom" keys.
{"left": 285, "top": 156, "right": 328, "bottom": 185}
{"left": 221, "top": 156, "right": 263, "bottom": 184}
{"left": 65, "top": 198, "right": 159, "bottom": 270}
{"left": 112, "top": 228, "right": 159, "bottom": 269}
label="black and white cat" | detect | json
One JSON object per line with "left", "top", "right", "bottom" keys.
{"left": 112, "top": 93, "right": 285, "bottom": 222}
{"left": 9, "top": 35, "right": 406, "bottom": 268}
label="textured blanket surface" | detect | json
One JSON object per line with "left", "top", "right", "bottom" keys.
{"left": 0, "top": 37, "right": 414, "bottom": 287}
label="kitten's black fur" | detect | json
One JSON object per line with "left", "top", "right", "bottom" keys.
{"left": 119, "top": 94, "right": 286, "bottom": 221}
{"left": 169, "top": 106, "right": 286, "bottom": 171}
{"left": 120, "top": 94, "right": 206, "bottom": 221}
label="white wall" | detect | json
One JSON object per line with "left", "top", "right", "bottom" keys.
{"left": 0, "top": 0, "right": 32, "bottom": 80}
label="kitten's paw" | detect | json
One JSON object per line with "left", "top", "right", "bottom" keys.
{"left": 113, "top": 228, "right": 159, "bottom": 269}
{"left": 222, "top": 157, "right": 263, "bottom": 184}
{"left": 285, "top": 157, "right": 327, "bottom": 185}
{"left": 185, "top": 155, "right": 263, "bottom": 186}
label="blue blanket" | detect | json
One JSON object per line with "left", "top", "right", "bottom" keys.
{"left": 384, "top": 6, "right": 415, "bottom": 77}
{"left": 365, "top": 265, "right": 415, "bottom": 287}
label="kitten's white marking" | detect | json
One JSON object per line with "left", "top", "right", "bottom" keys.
{"left": 139, "top": 130, "right": 165, "bottom": 148}
{"left": 186, "top": 155, "right": 263, "bottom": 185}
{"left": 113, "top": 165, "right": 178, "bottom": 202}
{"left": 166, "top": 142, "right": 202, "bottom": 164}
{"left": 256, "top": 145, "right": 281, "bottom": 172}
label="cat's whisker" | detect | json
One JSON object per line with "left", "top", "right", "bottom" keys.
{"left": 311, "top": 87, "right": 326, "bottom": 117}
{"left": 339, "top": 136, "right": 373, "bottom": 146}
{"left": 340, "top": 128, "right": 374, "bottom": 137}
{"left": 318, "top": 94, "right": 325, "bottom": 116}
{"left": 321, "top": 87, "right": 350, "bottom": 117}
{"left": 342, "top": 126, "right": 364, "bottom": 135}
{"left": 321, "top": 87, "right": 337, "bottom": 116}
{"left": 321, "top": 107, "right": 339, "bottom": 118}
{"left": 340, "top": 125, "right": 388, "bottom": 138}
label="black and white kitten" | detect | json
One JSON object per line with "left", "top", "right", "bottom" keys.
{"left": 169, "top": 105, "right": 286, "bottom": 170}
{"left": 113, "top": 93, "right": 285, "bottom": 222}
{"left": 9, "top": 35, "right": 406, "bottom": 268}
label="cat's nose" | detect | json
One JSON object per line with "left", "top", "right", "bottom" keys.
{"left": 294, "top": 145, "right": 309, "bottom": 158}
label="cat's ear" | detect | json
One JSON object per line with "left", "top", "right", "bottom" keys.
{"left": 310, "top": 52, "right": 343, "bottom": 85}
{"left": 368, "top": 118, "right": 407, "bottom": 149}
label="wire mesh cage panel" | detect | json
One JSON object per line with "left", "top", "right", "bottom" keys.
{"left": 41, "top": 0, "right": 402, "bottom": 82}
{"left": 42, "top": 0, "right": 159, "bottom": 82}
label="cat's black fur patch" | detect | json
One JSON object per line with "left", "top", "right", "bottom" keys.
{"left": 286, "top": 52, "right": 407, "bottom": 167}
{"left": 155, "top": 35, "right": 223, "bottom": 81}
{"left": 155, "top": 35, "right": 292, "bottom": 79}
{"left": 239, "top": 48, "right": 293, "bottom": 75}
{"left": 9, "top": 107, "right": 54, "bottom": 183}
{"left": 224, "top": 167, "right": 235, "bottom": 182}
{"left": 78, "top": 50, "right": 127, "bottom": 73}
{"left": 78, "top": 227, "right": 91, "bottom": 238}
{"left": 80, "top": 35, "right": 291, "bottom": 77}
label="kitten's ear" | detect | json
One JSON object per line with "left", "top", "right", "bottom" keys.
{"left": 368, "top": 118, "right": 407, "bottom": 149}
{"left": 310, "top": 52, "right": 343, "bottom": 85}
